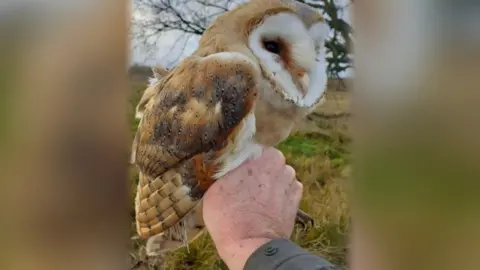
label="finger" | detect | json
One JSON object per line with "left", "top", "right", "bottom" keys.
{"left": 289, "top": 180, "right": 304, "bottom": 204}
{"left": 260, "top": 147, "right": 286, "bottom": 170}
{"left": 283, "top": 165, "right": 296, "bottom": 184}
{"left": 294, "top": 180, "right": 303, "bottom": 193}
{"left": 286, "top": 180, "right": 304, "bottom": 227}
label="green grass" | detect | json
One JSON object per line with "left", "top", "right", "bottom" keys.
{"left": 278, "top": 134, "right": 326, "bottom": 156}
{"left": 129, "top": 82, "right": 351, "bottom": 269}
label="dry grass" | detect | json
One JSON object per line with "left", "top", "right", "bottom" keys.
{"left": 128, "top": 77, "right": 352, "bottom": 269}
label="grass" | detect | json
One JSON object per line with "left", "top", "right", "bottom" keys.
{"left": 128, "top": 78, "right": 351, "bottom": 269}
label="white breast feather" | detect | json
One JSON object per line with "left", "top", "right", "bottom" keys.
{"left": 213, "top": 113, "right": 262, "bottom": 179}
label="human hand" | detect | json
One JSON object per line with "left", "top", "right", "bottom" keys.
{"left": 203, "top": 147, "right": 304, "bottom": 270}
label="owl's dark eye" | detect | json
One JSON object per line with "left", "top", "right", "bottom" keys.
{"left": 263, "top": 40, "right": 281, "bottom": 54}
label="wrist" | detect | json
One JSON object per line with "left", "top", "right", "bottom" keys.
{"left": 217, "top": 237, "right": 275, "bottom": 270}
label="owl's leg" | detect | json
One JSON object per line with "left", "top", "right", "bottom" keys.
{"left": 295, "top": 209, "right": 314, "bottom": 228}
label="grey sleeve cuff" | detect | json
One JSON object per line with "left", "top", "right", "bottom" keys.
{"left": 244, "top": 238, "right": 341, "bottom": 270}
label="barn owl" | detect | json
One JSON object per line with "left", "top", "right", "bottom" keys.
{"left": 131, "top": 0, "right": 330, "bottom": 256}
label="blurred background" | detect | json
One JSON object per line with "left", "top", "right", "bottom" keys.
{"left": 1, "top": 1, "right": 479, "bottom": 270}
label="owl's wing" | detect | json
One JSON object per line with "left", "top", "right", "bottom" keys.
{"left": 133, "top": 53, "right": 259, "bottom": 238}
{"left": 130, "top": 66, "right": 171, "bottom": 164}
{"left": 134, "top": 66, "right": 170, "bottom": 120}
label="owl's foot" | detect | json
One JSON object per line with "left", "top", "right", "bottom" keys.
{"left": 295, "top": 209, "right": 314, "bottom": 228}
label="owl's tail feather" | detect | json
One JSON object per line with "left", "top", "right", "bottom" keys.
{"left": 135, "top": 171, "right": 197, "bottom": 238}
{"left": 143, "top": 202, "right": 206, "bottom": 256}
{"left": 135, "top": 171, "right": 206, "bottom": 255}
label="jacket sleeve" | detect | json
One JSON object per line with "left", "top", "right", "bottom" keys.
{"left": 244, "top": 238, "right": 341, "bottom": 270}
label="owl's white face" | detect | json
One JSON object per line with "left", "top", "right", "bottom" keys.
{"left": 248, "top": 12, "right": 329, "bottom": 108}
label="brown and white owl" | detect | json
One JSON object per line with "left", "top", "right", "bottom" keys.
{"left": 131, "top": 0, "right": 330, "bottom": 256}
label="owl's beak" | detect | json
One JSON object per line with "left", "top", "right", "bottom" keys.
{"left": 298, "top": 74, "right": 310, "bottom": 97}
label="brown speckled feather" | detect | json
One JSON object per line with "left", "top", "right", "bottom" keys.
{"left": 133, "top": 55, "right": 258, "bottom": 240}
{"left": 135, "top": 66, "right": 170, "bottom": 119}
{"left": 131, "top": 66, "right": 170, "bottom": 165}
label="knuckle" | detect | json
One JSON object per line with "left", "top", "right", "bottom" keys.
{"left": 272, "top": 148, "right": 286, "bottom": 165}
{"left": 262, "top": 147, "right": 286, "bottom": 165}
{"left": 284, "top": 165, "right": 296, "bottom": 178}
{"left": 296, "top": 181, "right": 304, "bottom": 193}
{"left": 292, "top": 181, "right": 304, "bottom": 202}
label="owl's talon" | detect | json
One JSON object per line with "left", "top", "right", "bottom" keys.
{"left": 295, "top": 209, "right": 314, "bottom": 228}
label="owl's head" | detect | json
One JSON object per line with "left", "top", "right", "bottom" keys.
{"left": 200, "top": 0, "right": 329, "bottom": 109}
{"left": 248, "top": 2, "right": 329, "bottom": 108}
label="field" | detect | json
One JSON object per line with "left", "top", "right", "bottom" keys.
{"left": 128, "top": 67, "right": 352, "bottom": 269}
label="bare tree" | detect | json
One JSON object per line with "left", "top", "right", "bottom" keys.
{"left": 132, "top": 0, "right": 353, "bottom": 78}
{"left": 302, "top": 0, "right": 353, "bottom": 78}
